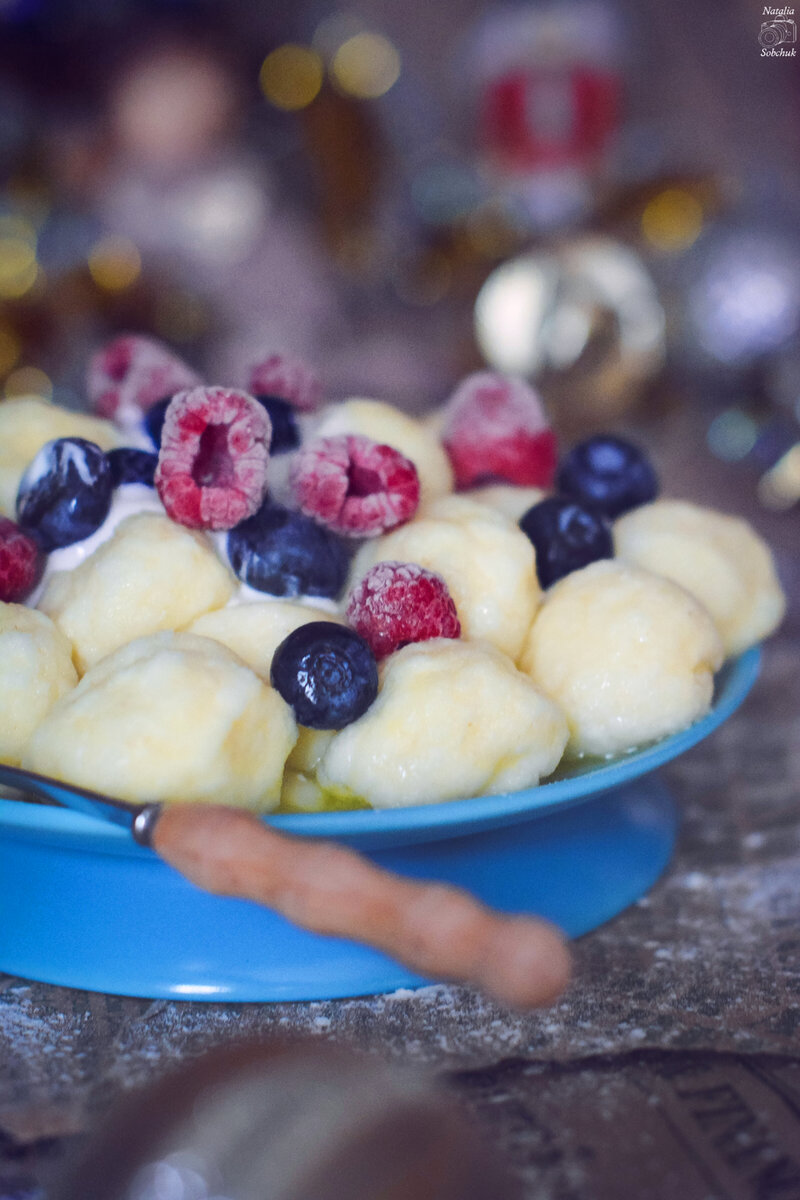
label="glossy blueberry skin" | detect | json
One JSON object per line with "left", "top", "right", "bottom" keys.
{"left": 107, "top": 447, "right": 158, "bottom": 488}
{"left": 143, "top": 396, "right": 174, "bottom": 449}
{"left": 227, "top": 502, "right": 350, "bottom": 600}
{"left": 519, "top": 496, "right": 614, "bottom": 589}
{"left": 16, "top": 438, "right": 113, "bottom": 551}
{"left": 556, "top": 435, "right": 658, "bottom": 518}
{"left": 254, "top": 394, "right": 300, "bottom": 454}
{"left": 271, "top": 621, "right": 379, "bottom": 729}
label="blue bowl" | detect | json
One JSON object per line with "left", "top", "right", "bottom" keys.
{"left": 0, "top": 649, "right": 760, "bottom": 1001}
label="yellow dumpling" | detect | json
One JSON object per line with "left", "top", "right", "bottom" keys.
{"left": 350, "top": 513, "right": 540, "bottom": 662}
{"left": 456, "top": 484, "right": 546, "bottom": 523}
{"left": 39, "top": 513, "right": 236, "bottom": 673}
{"left": 24, "top": 632, "right": 297, "bottom": 810}
{"left": 614, "top": 500, "right": 785, "bottom": 657}
{"left": 520, "top": 560, "right": 724, "bottom": 758}
{"left": 418, "top": 493, "right": 513, "bottom": 525}
{"left": 318, "top": 639, "right": 568, "bottom": 808}
{"left": 0, "top": 604, "right": 78, "bottom": 766}
{"left": 187, "top": 601, "right": 345, "bottom": 680}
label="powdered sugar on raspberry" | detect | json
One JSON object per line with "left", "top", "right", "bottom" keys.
{"left": 248, "top": 353, "right": 322, "bottom": 412}
{"left": 442, "top": 371, "right": 557, "bottom": 490}
{"left": 290, "top": 435, "right": 420, "bottom": 537}
{"left": 155, "top": 387, "right": 270, "bottom": 530}
{"left": 346, "top": 561, "right": 461, "bottom": 659}
{"left": 0, "top": 517, "right": 44, "bottom": 603}
{"left": 87, "top": 335, "right": 201, "bottom": 423}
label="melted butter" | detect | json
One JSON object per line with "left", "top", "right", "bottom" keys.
{"left": 278, "top": 770, "right": 371, "bottom": 813}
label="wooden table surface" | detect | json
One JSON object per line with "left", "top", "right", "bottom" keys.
{"left": 2, "top": 397, "right": 798, "bottom": 1200}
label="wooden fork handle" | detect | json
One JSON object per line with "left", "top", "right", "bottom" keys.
{"left": 136, "top": 803, "right": 570, "bottom": 1010}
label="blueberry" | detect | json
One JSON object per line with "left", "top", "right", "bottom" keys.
{"left": 107, "top": 447, "right": 158, "bottom": 488}
{"left": 254, "top": 394, "right": 300, "bottom": 454}
{"left": 143, "top": 396, "right": 174, "bottom": 448}
{"left": 16, "top": 438, "right": 112, "bottom": 551}
{"left": 519, "top": 497, "right": 613, "bottom": 589}
{"left": 227, "top": 502, "right": 349, "bottom": 599}
{"left": 271, "top": 621, "right": 378, "bottom": 729}
{"left": 556, "top": 435, "right": 658, "bottom": 518}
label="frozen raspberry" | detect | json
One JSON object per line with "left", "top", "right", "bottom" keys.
{"left": 248, "top": 352, "right": 322, "bottom": 413}
{"left": 155, "top": 387, "right": 271, "bottom": 531}
{"left": 290, "top": 435, "right": 420, "bottom": 537}
{"left": 87, "top": 335, "right": 201, "bottom": 421}
{"left": 346, "top": 561, "right": 461, "bottom": 659}
{"left": 442, "top": 371, "right": 557, "bottom": 490}
{"left": 0, "top": 517, "right": 44, "bottom": 603}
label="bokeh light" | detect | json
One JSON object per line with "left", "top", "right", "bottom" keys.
{"left": 88, "top": 236, "right": 141, "bottom": 291}
{"left": 330, "top": 33, "right": 400, "bottom": 99}
{"left": 171, "top": 173, "right": 266, "bottom": 264}
{"left": 706, "top": 409, "right": 759, "bottom": 462}
{"left": 112, "top": 48, "right": 237, "bottom": 169}
{"left": 475, "top": 253, "right": 556, "bottom": 375}
{"left": 259, "top": 45, "right": 323, "bottom": 111}
{"left": 688, "top": 232, "right": 800, "bottom": 365}
{"left": 4, "top": 365, "right": 52, "bottom": 399}
{"left": 642, "top": 188, "right": 704, "bottom": 252}
{"left": 411, "top": 163, "right": 482, "bottom": 227}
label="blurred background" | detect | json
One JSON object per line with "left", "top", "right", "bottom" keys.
{"left": 1, "top": 0, "right": 800, "bottom": 514}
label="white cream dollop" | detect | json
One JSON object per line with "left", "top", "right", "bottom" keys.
{"left": 42, "top": 484, "right": 165, "bottom": 577}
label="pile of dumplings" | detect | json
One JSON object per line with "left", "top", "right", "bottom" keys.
{"left": 0, "top": 358, "right": 786, "bottom": 814}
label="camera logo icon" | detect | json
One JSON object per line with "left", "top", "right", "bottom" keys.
{"left": 759, "top": 18, "right": 797, "bottom": 47}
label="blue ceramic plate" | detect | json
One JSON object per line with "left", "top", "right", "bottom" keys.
{"left": 0, "top": 649, "right": 760, "bottom": 1000}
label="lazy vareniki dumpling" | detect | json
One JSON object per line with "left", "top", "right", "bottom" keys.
{"left": 316, "top": 639, "right": 568, "bottom": 808}
{"left": 520, "top": 560, "right": 724, "bottom": 758}
{"left": 614, "top": 499, "right": 785, "bottom": 657}
{"left": 25, "top": 632, "right": 297, "bottom": 809}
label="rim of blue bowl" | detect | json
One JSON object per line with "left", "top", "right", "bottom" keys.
{"left": 0, "top": 647, "right": 760, "bottom": 843}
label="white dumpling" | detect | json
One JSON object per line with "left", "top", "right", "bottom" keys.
{"left": 350, "top": 513, "right": 540, "bottom": 662}
{"left": 418, "top": 493, "right": 513, "bottom": 525}
{"left": 458, "top": 484, "right": 547, "bottom": 523}
{"left": 24, "top": 632, "right": 297, "bottom": 810}
{"left": 0, "top": 604, "right": 78, "bottom": 766}
{"left": 39, "top": 513, "right": 236, "bottom": 673}
{"left": 317, "top": 639, "right": 568, "bottom": 808}
{"left": 614, "top": 500, "right": 785, "bottom": 657}
{"left": 187, "top": 601, "right": 345, "bottom": 680}
{"left": 520, "top": 560, "right": 724, "bottom": 758}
